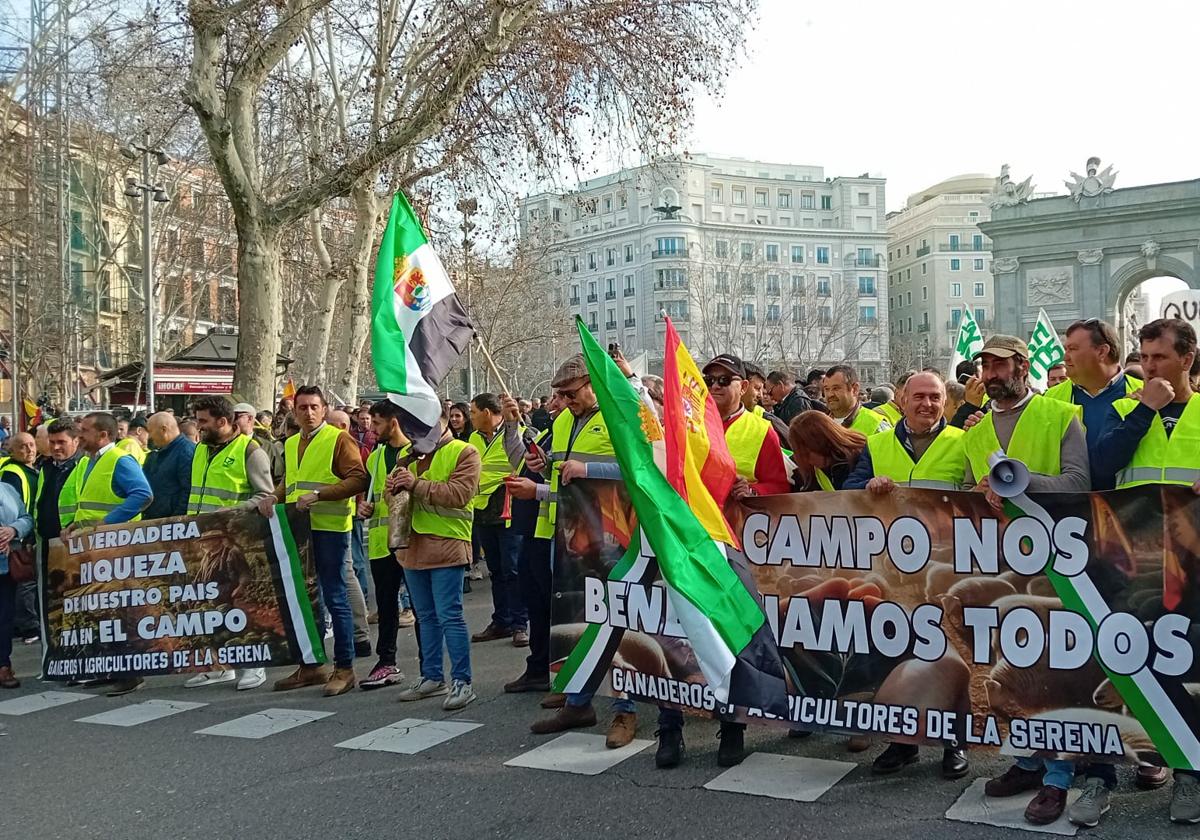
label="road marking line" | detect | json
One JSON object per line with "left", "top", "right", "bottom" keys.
{"left": 0, "top": 691, "right": 95, "bottom": 717}
{"left": 504, "top": 732, "right": 652, "bottom": 776}
{"left": 195, "top": 708, "right": 333, "bottom": 739}
{"left": 77, "top": 699, "right": 208, "bottom": 727}
{"left": 946, "top": 778, "right": 1079, "bottom": 836}
{"left": 335, "top": 718, "right": 482, "bottom": 754}
{"left": 704, "top": 752, "right": 856, "bottom": 801}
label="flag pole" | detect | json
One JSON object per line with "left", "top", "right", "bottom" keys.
{"left": 474, "top": 335, "right": 512, "bottom": 396}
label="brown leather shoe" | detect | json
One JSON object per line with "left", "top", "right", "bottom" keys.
{"left": 540, "top": 692, "right": 566, "bottom": 709}
{"left": 512, "top": 628, "right": 530, "bottom": 647}
{"left": 985, "top": 763, "right": 1043, "bottom": 797}
{"left": 323, "top": 667, "right": 357, "bottom": 697}
{"left": 273, "top": 665, "right": 329, "bottom": 691}
{"left": 0, "top": 665, "right": 19, "bottom": 689}
{"left": 471, "top": 622, "right": 510, "bottom": 643}
{"left": 1025, "top": 785, "right": 1068, "bottom": 825}
{"left": 504, "top": 672, "right": 551, "bottom": 693}
{"left": 1136, "top": 764, "right": 1170, "bottom": 789}
{"left": 530, "top": 703, "right": 596, "bottom": 734}
{"left": 605, "top": 712, "right": 637, "bottom": 749}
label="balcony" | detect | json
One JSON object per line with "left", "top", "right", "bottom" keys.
{"left": 918, "top": 323, "right": 930, "bottom": 333}
{"left": 606, "top": 321, "right": 617, "bottom": 330}
{"left": 652, "top": 248, "right": 688, "bottom": 259}
{"left": 858, "top": 287, "right": 876, "bottom": 297}
{"left": 624, "top": 287, "right": 635, "bottom": 297}
{"left": 743, "top": 316, "right": 757, "bottom": 325}
{"left": 766, "top": 315, "right": 781, "bottom": 325}
{"left": 939, "top": 242, "right": 992, "bottom": 252}
{"left": 859, "top": 317, "right": 879, "bottom": 326}
{"left": 654, "top": 281, "right": 689, "bottom": 291}
{"left": 624, "top": 318, "right": 636, "bottom": 328}
{"left": 605, "top": 290, "right": 616, "bottom": 300}
{"left": 916, "top": 245, "right": 931, "bottom": 257}
{"left": 569, "top": 296, "right": 580, "bottom": 306}
{"left": 587, "top": 293, "right": 598, "bottom": 303}
{"left": 715, "top": 314, "right": 730, "bottom": 324}
{"left": 845, "top": 255, "right": 883, "bottom": 268}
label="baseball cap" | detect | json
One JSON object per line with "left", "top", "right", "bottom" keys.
{"left": 973, "top": 334, "right": 1030, "bottom": 360}
{"left": 232, "top": 402, "right": 256, "bottom": 415}
{"left": 703, "top": 353, "right": 747, "bottom": 379}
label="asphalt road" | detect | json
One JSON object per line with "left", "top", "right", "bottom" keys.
{"left": 0, "top": 586, "right": 1189, "bottom": 840}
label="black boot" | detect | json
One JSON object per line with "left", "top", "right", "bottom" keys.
{"left": 655, "top": 728, "right": 684, "bottom": 769}
{"left": 717, "top": 722, "right": 746, "bottom": 767}
{"left": 941, "top": 747, "right": 969, "bottom": 780}
{"left": 872, "top": 742, "right": 919, "bottom": 774}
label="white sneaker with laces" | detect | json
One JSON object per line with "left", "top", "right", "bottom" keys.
{"left": 184, "top": 670, "right": 237, "bottom": 689}
{"left": 443, "top": 679, "right": 477, "bottom": 711}
{"left": 397, "top": 678, "right": 448, "bottom": 701}
{"left": 237, "top": 668, "right": 267, "bottom": 691}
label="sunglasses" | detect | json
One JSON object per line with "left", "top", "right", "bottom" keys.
{"left": 703, "top": 374, "right": 741, "bottom": 388}
{"left": 555, "top": 387, "right": 581, "bottom": 400}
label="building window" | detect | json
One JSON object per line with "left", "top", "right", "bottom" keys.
{"left": 655, "top": 237, "right": 685, "bottom": 257}
{"left": 715, "top": 240, "right": 729, "bottom": 258}
{"left": 553, "top": 208, "right": 562, "bottom": 222}
{"left": 606, "top": 308, "right": 616, "bottom": 328}
{"left": 740, "top": 242, "right": 754, "bottom": 261}
{"left": 816, "top": 246, "right": 830, "bottom": 265}
{"left": 858, "top": 191, "right": 870, "bottom": 206}
{"left": 571, "top": 256, "right": 579, "bottom": 273}
{"left": 790, "top": 274, "right": 804, "bottom": 293}
{"left": 552, "top": 259, "right": 561, "bottom": 276}
{"left": 765, "top": 243, "right": 780, "bottom": 263}
{"left": 603, "top": 196, "right": 612, "bottom": 213}
{"left": 588, "top": 280, "right": 597, "bottom": 301}
{"left": 732, "top": 186, "right": 746, "bottom": 205}
{"left": 858, "top": 276, "right": 875, "bottom": 295}
{"left": 625, "top": 244, "right": 634, "bottom": 263}
{"left": 817, "top": 277, "right": 831, "bottom": 296}
{"left": 973, "top": 258, "right": 984, "bottom": 271}
{"left": 949, "top": 234, "right": 961, "bottom": 251}
{"left": 754, "top": 188, "right": 769, "bottom": 207}
{"left": 741, "top": 273, "right": 756, "bottom": 293}
{"left": 905, "top": 244, "right": 911, "bottom": 255}
{"left": 778, "top": 191, "right": 792, "bottom": 209}
{"left": 716, "top": 302, "right": 730, "bottom": 323}
{"left": 624, "top": 275, "right": 634, "bottom": 295}
{"left": 973, "top": 234, "right": 983, "bottom": 251}
{"left": 859, "top": 305, "right": 877, "bottom": 324}
{"left": 625, "top": 306, "right": 635, "bottom": 326}
{"left": 70, "top": 211, "right": 85, "bottom": 249}
{"left": 588, "top": 313, "right": 598, "bottom": 330}
{"left": 711, "top": 185, "right": 723, "bottom": 202}
{"left": 906, "top": 268, "right": 912, "bottom": 280}
{"left": 819, "top": 305, "right": 832, "bottom": 326}
{"left": 766, "top": 274, "right": 781, "bottom": 295}
{"left": 921, "top": 285, "right": 928, "bottom": 301}
{"left": 570, "top": 284, "right": 580, "bottom": 304}
{"left": 792, "top": 304, "right": 805, "bottom": 323}
{"left": 951, "top": 309, "right": 963, "bottom": 328}
{"left": 790, "top": 245, "right": 805, "bottom": 264}
{"left": 975, "top": 308, "right": 986, "bottom": 325}
{"left": 950, "top": 282, "right": 961, "bottom": 297}
{"left": 766, "top": 303, "right": 781, "bottom": 323}
{"left": 606, "top": 248, "right": 616, "bottom": 266}
{"left": 663, "top": 300, "right": 688, "bottom": 320}
{"left": 801, "top": 192, "right": 815, "bottom": 210}
{"left": 742, "top": 302, "right": 756, "bottom": 323}
{"left": 974, "top": 282, "right": 985, "bottom": 297}
{"left": 950, "top": 258, "right": 961, "bottom": 271}
{"left": 588, "top": 252, "right": 597, "bottom": 270}
{"left": 820, "top": 195, "right": 832, "bottom": 210}
{"left": 715, "top": 272, "right": 730, "bottom": 292}
{"left": 906, "top": 291, "right": 912, "bottom": 305}
{"left": 655, "top": 268, "right": 687, "bottom": 289}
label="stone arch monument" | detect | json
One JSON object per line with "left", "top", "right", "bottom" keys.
{"left": 979, "top": 161, "right": 1200, "bottom": 347}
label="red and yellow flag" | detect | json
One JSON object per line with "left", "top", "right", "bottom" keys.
{"left": 662, "top": 317, "right": 738, "bottom": 546}
{"left": 22, "top": 396, "right": 41, "bottom": 430}
{"left": 282, "top": 377, "right": 297, "bottom": 399}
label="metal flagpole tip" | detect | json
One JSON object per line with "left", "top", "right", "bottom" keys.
{"left": 986, "top": 450, "right": 1030, "bottom": 498}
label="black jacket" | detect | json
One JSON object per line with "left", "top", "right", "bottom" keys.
{"left": 773, "top": 387, "right": 826, "bottom": 424}
{"left": 36, "top": 452, "right": 83, "bottom": 540}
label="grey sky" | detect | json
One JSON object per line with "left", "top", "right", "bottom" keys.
{"left": 688, "top": 0, "right": 1198, "bottom": 214}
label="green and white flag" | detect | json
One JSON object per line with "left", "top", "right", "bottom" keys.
{"left": 371, "top": 193, "right": 473, "bottom": 446}
{"left": 1028, "top": 308, "right": 1066, "bottom": 392}
{"left": 948, "top": 308, "right": 984, "bottom": 377}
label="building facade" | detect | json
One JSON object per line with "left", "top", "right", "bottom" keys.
{"left": 885, "top": 174, "right": 994, "bottom": 374}
{"left": 520, "top": 155, "right": 890, "bottom": 382}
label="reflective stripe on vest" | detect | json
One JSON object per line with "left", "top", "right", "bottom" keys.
{"left": 963, "top": 395, "right": 1079, "bottom": 481}
{"left": 535, "top": 409, "right": 614, "bottom": 540}
{"left": 469, "top": 426, "right": 520, "bottom": 512}
{"left": 867, "top": 425, "right": 965, "bottom": 490}
{"left": 365, "top": 445, "right": 401, "bottom": 560}
{"left": 2, "top": 463, "right": 32, "bottom": 512}
{"left": 725, "top": 411, "right": 771, "bottom": 483}
{"left": 284, "top": 424, "right": 353, "bottom": 533}
{"left": 847, "top": 406, "right": 890, "bottom": 437}
{"left": 1112, "top": 394, "right": 1200, "bottom": 489}
{"left": 57, "top": 455, "right": 89, "bottom": 526}
{"left": 410, "top": 439, "right": 475, "bottom": 542}
{"left": 74, "top": 447, "right": 141, "bottom": 524}
{"left": 188, "top": 434, "right": 254, "bottom": 515}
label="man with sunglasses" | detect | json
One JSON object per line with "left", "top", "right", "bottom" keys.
{"left": 1044, "top": 318, "right": 1141, "bottom": 491}
{"left": 654, "top": 353, "right": 791, "bottom": 770}
{"left": 528, "top": 355, "right": 641, "bottom": 749}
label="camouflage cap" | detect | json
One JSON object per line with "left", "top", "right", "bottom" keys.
{"left": 552, "top": 354, "right": 590, "bottom": 388}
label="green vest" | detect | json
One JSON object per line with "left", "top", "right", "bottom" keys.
{"left": 71, "top": 447, "right": 141, "bottom": 524}
{"left": 1044, "top": 375, "right": 1142, "bottom": 405}
{"left": 55, "top": 456, "right": 89, "bottom": 527}
{"left": 878, "top": 402, "right": 903, "bottom": 425}
{"left": 116, "top": 436, "right": 147, "bottom": 464}
{"left": 2, "top": 462, "right": 33, "bottom": 511}
{"left": 284, "top": 424, "right": 353, "bottom": 533}
{"left": 725, "top": 410, "right": 771, "bottom": 483}
{"left": 867, "top": 425, "right": 966, "bottom": 490}
{"left": 469, "top": 426, "right": 520, "bottom": 514}
{"left": 1112, "top": 394, "right": 1200, "bottom": 488}
{"left": 846, "top": 406, "right": 890, "bottom": 437}
{"left": 534, "top": 408, "right": 617, "bottom": 539}
{"left": 963, "top": 395, "right": 1079, "bottom": 482}
{"left": 364, "top": 445, "right": 398, "bottom": 560}
{"left": 815, "top": 468, "right": 835, "bottom": 491}
{"left": 188, "top": 434, "right": 254, "bottom": 514}
{"left": 410, "top": 439, "right": 475, "bottom": 542}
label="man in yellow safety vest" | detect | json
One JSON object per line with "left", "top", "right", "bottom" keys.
{"left": 823, "top": 364, "right": 891, "bottom": 437}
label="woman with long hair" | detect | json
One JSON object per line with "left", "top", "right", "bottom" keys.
{"left": 448, "top": 402, "right": 473, "bottom": 441}
{"left": 787, "top": 409, "right": 867, "bottom": 491}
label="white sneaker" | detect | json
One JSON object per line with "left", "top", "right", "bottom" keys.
{"left": 184, "top": 671, "right": 237, "bottom": 689}
{"left": 237, "top": 668, "right": 267, "bottom": 691}
{"left": 443, "top": 679, "right": 477, "bottom": 711}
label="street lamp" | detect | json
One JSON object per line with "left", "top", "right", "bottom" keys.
{"left": 122, "top": 133, "right": 170, "bottom": 413}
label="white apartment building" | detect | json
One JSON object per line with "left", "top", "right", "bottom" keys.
{"left": 885, "top": 174, "right": 995, "bottom": 374}
{"left": 519, "top": 154, "right": 891, "bottom": 382}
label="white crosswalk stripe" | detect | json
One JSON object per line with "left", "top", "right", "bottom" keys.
{"left": 704, "top": 752, "right": 857, "bottom": 802}
{"left": 77, "top": 699, "right": 208, "bottom": 727}
{"left": 195, "top": 707, "right": 333, "bottom": 739}
{"left": 335, "top": 718, "right": 482, "bottom": 754}
{"left": 0, "top": 690, "right": 95, "bottom": 716}
{"left": 504, "top": 732, "right": 652, "bottom": 776}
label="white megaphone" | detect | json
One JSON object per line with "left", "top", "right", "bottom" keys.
{"left": 986, "top": 450, "right": 1030, "bottom": 498}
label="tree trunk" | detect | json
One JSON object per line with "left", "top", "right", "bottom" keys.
{"left": 292, "top": 210, "right": 341, "bottom": 385}
{"left": 339, "top": 179, "right": 379, "bottom": 398}
{"left": 234, "top": 218, "right": 284, "bottom": 409}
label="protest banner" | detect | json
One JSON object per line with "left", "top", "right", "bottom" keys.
{"left": 41, "top": 506, "right": 326, "bottom": 680}
{"left": 552, "top": 480, "right": 1200, "bottom": 768}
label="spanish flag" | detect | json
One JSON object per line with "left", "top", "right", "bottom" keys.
{"left": 281, "top": 377, "right": 296, "bottom": 399}
{"left": 662, "top": 317, "right": 738, "bottom": 547}
{"left": 22, "top": 396, "right": 41, "bottom": 430}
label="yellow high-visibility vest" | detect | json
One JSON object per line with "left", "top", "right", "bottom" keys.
{"left": 867, "top": 425, "right": 965, "bottom": 490}
{"left": 963, "top": 395, "right": 1079, "bottom": 481}
{"left": 1112, "top": 394, "right": 1200, "bottom": 488}
{"left": 534, "top": 408, "right": 616, "bottom": 540}
{"left": 284, "top": 424, "right": 353, "bottom": 533}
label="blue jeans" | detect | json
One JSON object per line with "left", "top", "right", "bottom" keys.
{"left": 350, "top": 519, "right": 369, "bottom": 600}
{"left": 311, "top": 530, "right": 355, "bottom": 669}
{"left": 406, "top": 565, "right": 471, "bottom": 684}
{"left": 567, "top": 688, "right": 636, "bottom": 714}
{"left": 1017, "top": 757, "right": 1075, "bottom": 790}
{"left": 477, "top": 523, "right": 526, "bottom": 630}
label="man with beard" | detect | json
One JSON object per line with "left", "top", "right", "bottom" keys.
{"left": 967, "top": 335, "right": 1089, "bottom": 826}
{"left": 183, "top": 396, "right": 276, "bottom": 690}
